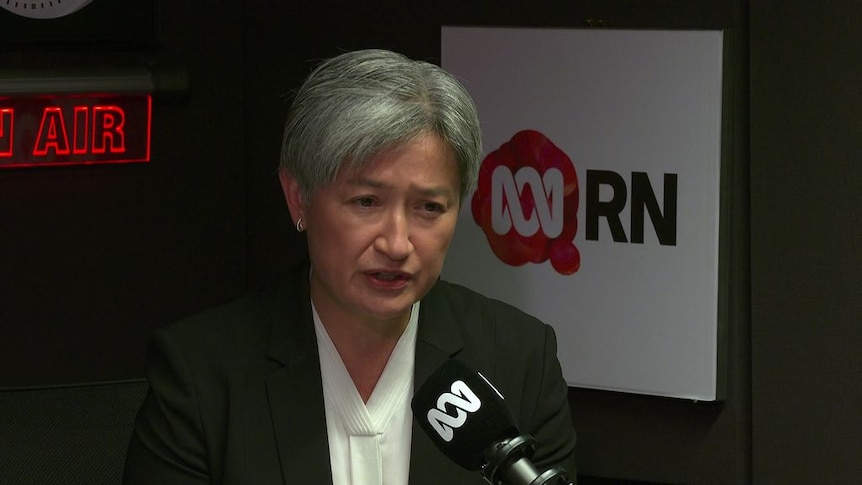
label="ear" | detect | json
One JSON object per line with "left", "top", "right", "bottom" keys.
{"left": 278, "top": 167, "right": 306, "bottom": 225}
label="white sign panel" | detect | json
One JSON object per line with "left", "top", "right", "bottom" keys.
{"left": 441, "top": 27, "right": 723, "bottom": 400}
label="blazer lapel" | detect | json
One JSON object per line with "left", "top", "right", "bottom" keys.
{"left": 409, "top": 284, "right": 471, "bottom": 484}
{"left": 265, "top": 268, "right": 333, "bottom": 484}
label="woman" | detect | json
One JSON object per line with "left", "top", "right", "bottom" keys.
{"left": 124, "top": 49, "right": 576, "bottom": 485}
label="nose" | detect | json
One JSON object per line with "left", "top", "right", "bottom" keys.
{"left": 374, "top": 208, "right": 413, "bottom": 260}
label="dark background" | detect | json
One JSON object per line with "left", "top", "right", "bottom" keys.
{"left": 1, "top": 1, "right": 859, "bottom": 483}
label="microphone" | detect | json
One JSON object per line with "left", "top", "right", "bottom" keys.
{"left": 411, "top": 359, "right": 572, "bottom": 485}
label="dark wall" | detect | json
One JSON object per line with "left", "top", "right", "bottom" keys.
{"left": 0, "top": 1, "right": 247, "bottom": 385}
{"left": 750, "top": 1, "right": 862, "bottom": 482}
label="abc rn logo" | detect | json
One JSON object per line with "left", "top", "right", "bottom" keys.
{"left": 472, "top": 130, "right": 581, "bottom": 275}
{"left": 426, "top": 380, "right": 482, "bottom": 442}
{"left": 471, "top": 130, "right": 679, "bottom": 275}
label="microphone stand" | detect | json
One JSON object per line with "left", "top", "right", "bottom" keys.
{"left": 481, "top": 434, "right": 573, "bottom": 485}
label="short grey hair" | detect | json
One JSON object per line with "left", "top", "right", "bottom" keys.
{"left": 279, "top": 49, "right": 482, "bottom": 203}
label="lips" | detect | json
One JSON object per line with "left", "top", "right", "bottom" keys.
{"left": 370, "top": 272, "right": 408, "bottom": 281}
{"left": 366, "top": 270, "right": 412, "bottom": 287}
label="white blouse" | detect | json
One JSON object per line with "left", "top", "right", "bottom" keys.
{"left": 313, "top": 301, "right": 419, "bottom": 485}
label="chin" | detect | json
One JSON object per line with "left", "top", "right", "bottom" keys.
{"left": 369, "top": 306, "right": 412, "bottom": 321}
{"left": 361, "top": 300, "right": 415, "bottom": 322}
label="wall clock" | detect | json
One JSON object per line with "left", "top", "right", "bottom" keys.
{"left": 1, "top": 0, "right": 96, "bottom": 19}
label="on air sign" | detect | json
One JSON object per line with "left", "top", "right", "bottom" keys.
{"left": 442, "top": 27, "right": 724, "bottom": 401}
{"left": 0, "top": 93, "right": 151, "bottom": 168}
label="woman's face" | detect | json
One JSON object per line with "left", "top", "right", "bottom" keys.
{"left": 281, "top": 132, "right": 461, "bottom": 331}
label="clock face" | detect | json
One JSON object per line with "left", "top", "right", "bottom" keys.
{"left": 1, "top": 0, "right": 96, "bottom": 19}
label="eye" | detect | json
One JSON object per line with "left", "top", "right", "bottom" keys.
{"left": 418, "top": 201, "right": 448, "bottom": 217}
{"left": 423, "top": 202, "right": 445, "bottom": 213}
{"left": 352, "top": 196, "right": 377, "bottom": 208}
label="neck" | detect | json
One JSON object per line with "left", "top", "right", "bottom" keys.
{"left": 313, "top": 297, "right": 412, "bottom": 403}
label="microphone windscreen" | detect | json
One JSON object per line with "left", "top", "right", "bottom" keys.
{"left": 411, "top": 359, "right": 518, "bottom": 470}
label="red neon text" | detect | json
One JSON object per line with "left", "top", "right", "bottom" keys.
{"left": 33, "top": 105, "right": 126, "bottom": 157}
{"left": 0, "top": 94, "right": 150, "bottom": 168}
{"left": 0, "top": 108, "right": 13, "bottom": 157}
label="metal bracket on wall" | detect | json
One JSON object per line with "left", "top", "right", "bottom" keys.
{"left": 0, "top": 65, "right": 188, "bottom": 103}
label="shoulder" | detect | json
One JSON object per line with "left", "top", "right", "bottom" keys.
{"left": 427, "top": 278, "right": 548, "bottom": 332}
{"left": 162, "top": 286, "right": 279, "bottom": 348}
{"left": 424, "top": 279, "right": 553, "bottom": 360}
{"left": 158, "top": 264, "right": 307, "bottom": 358}
{"left": 150, "top": 277, "right": 303, "bottom": 380}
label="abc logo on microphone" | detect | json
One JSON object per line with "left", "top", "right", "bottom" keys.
{"left": 411, "top": 360, "right": 518, "bottom": 471}
{"left": 426, "top": 379, "right": 483, "bottom": 442}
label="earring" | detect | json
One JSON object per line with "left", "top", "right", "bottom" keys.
{"left": 296, "top": 218, "right": 305, "bottom": 233}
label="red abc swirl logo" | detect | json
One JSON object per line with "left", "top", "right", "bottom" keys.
{"left": 471, "top": 130, "right": 580, "bottom": 275}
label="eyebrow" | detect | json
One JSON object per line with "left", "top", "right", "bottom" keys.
{"left": 348, "top": 177, "right": 457, "bottom": 200}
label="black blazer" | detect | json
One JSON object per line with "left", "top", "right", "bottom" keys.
{"left": 124, "top": 263, "right": 577, "bottom": 484}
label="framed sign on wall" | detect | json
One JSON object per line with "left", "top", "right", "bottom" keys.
{"left": 441, "top": 26, "right": 725, "bottom": 401}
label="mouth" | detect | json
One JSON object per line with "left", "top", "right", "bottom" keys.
{"left": 369, "top": 271, "right": 410, "bottom": 280}
{"left": 366, "top": 270, "right": 412, "bottom": 286}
